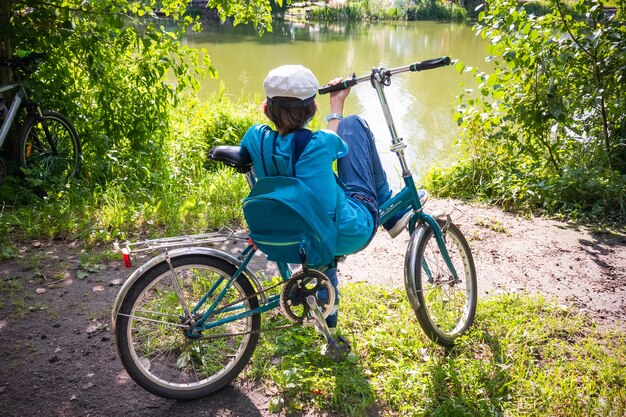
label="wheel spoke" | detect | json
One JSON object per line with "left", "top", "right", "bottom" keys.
{"left": 19, "top": 112, "right": 81, "bottom": 182}
{"left": 115, "top": 256, "right": 260, "bottom": 399}
{"left": 411, "top": 221, "right": 477, "bottom": 346}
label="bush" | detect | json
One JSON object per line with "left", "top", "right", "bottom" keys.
{"left": 426, "top": 0, "right": 626, "bottom": 223}
{"left": 0, "top": 94, "right": 265, "bottom": 242}
{"left": 306, "top": 0, "right": 467, "bottom": 21}
{"left": 407, "top": 0, "right": 467, "bottom": 21}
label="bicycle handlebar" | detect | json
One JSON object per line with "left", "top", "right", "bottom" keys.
{"left": 409, "top": 56, "right": 451, "bottom": 72}
{"left": 318, "top": 78, "right": 359, "bottom": 95}
{"left": 318, "top": 56, "right": 451, "bottom": 95}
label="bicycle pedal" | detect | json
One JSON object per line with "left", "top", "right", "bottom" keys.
{"left": 322, "top": 335, "right": 351, "bottom": 362}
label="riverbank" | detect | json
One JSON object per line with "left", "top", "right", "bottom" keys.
{"left": 285, "top": 0, "right": 468, "bottom": 22}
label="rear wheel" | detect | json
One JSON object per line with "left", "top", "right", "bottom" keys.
{"left": 115, "top": 255, "right": 260, "bottom": 400}
{"left": 408, "top": 220, "right": 477, "bottom": 347}
{"left": 18, "top": 110, "right": 81, "bottom": 182}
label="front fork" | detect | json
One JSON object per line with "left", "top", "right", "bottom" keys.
{"left": 410, "top": 213, "right": 459, "bottom": 282}
{"left": 34, "top": 106, "right": 59, "bottom": 155}
{"left": 405, "top": 214, "right": 461, "bottom": 310}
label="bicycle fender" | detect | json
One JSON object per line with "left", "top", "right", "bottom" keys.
{"left": 110, "top": 247, "right": 262, "bottom": 332}
{"left": 403, "top": 223, "right": 430, "bottom": 311}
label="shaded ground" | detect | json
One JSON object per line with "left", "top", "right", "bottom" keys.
{"left": 1, "top": 198, "right": 624, "bottom": 416}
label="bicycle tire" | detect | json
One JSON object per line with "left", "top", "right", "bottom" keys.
{"left": 115, "top": 254, "right": 261, "bottom": 400}
{"left": 17, "top": 110, "right": 81, "bottom": 182}
{"left": 406, "top": 220, "right": 477, "bottom": 347}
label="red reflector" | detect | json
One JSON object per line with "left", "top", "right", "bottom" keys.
{"left": 121, "top": 248, "right": 131, "bottom": 268}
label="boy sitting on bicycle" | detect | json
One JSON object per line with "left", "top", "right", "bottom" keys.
{"left": 240, "top": 64, "right": 427, "bottom": 332}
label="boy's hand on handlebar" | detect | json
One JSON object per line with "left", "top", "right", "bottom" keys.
{"left": 327, "top": 78, "right": 350, "bottom": 115}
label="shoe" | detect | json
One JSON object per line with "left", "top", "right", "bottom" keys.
{"left": 385, "top": 210, "right": 412, "bottom": 239}
{"left": 383, "top": 190, "right": 429, "bottom": 239}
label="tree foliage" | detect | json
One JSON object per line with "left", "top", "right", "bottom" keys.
{"left": 430, "top": 0, "right": 626, "bottom": 221}
{"left": 0, "top": 0, "right": 275, "bottom": 184}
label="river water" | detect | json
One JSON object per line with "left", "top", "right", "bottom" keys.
{"left": 184, "top": 20, "right": 488, "bottom": 184}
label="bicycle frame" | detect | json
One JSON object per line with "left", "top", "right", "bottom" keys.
{"left": 0, "top": 82, "right": 26, "bottom": 149}
{"left": 0, "top": 80, "right": 56, "bottom": 159}
{"left": 173, "top": 241, "right": 294, "bottom": 334}
{"left": 113, "top": 59, "right": 462, "bottom": 334}
{"left": 365, "top": 65, "right": 461, "bottom": 283}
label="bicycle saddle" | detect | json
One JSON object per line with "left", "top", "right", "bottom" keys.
{"left": 208, "top": 146, "right": 252, "bottom": 173}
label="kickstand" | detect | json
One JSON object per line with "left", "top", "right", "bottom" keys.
{"left": 305, "top": 295, "right": 351, "bottom": 362}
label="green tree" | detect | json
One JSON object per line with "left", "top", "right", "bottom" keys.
{"left": 0, "top": 0, "right": 275, "bottom": 182}
{"left": 431, "top": 0, "right": 626, "bottom": 221}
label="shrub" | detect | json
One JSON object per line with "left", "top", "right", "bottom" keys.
{"left": 427, "top": 0, "right": 626, "bottom": 223}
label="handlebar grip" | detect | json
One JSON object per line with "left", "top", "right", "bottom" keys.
{"left": 318, "top": 78, "right": 358, "bottom": 95}
{"left": 409, "top": 56, "right": 451, "bottom": 72}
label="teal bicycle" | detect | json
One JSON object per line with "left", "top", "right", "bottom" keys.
{"left": 111, "top": 56, "right": 477, "bottom": 400}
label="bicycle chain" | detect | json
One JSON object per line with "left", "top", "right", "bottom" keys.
{"left": 197, "top": 322, "right": 304, "bottom": 341}
{"left": 174, "top": 268, "right": 335, "bottom": 341}
{"left": 193, "top": 273, "right": 306, "bottom": 340}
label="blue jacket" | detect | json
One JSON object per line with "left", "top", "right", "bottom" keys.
{"left": 241, "top": 124, "right": 373, "bottom": 255}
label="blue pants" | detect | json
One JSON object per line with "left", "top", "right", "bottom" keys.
{"left": 337, "top": 115, "right": 394, "bottom": 214}
{"left": 321, "top": 115, "right": 394, "bottom": 328}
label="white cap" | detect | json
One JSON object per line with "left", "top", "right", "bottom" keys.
{"left": 263, "top": 65, "right": 319, "bottom": 106}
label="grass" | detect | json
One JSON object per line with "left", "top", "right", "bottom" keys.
{"left": 0, "top": 278, "right": 29, "bottom": 318}
{"left": 248, "top": 283, "right": 626, "bottom": 416}
{"left": 0, "top": 93, "right": 260, "bottom": 244}
{"left": 474, "top": 217, "right": 509, "bottom": 234}
{"left": 0, "top": 39, "right": 623, "bottom": 415}
{"left": 304, "top": 0, "right": 468, "bottom": 22}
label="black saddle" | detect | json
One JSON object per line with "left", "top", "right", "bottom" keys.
{"left": 208, "top": 146, "right": 252, "bottom": 174}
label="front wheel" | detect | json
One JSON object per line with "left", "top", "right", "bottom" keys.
{"left": 115, "top": 254, "right": 261, "bottom": 400}
{"left": 405, "top": 220, "right": 477, "bottom": 347}
{"left": 17, "top": 110, "right": 81, "bottom": 182}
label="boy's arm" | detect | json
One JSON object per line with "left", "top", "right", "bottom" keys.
{"left": 325, "top": 78, "right": 351, "bottom": 133}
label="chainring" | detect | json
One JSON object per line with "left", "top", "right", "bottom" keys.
{"left": 279, "top": 269, "right": 336, "bottom": 323}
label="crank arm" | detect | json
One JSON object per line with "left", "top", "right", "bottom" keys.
{"left": 306, "top": 295, "right": 334, "bottom": 343}
{"left": 305, "top": 295, "right": 351, "bottom": 362}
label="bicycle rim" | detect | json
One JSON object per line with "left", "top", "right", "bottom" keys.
{"left": 116, "top": 256, "right": 260, "bottom": 399}
{"left": 19, "top": 111, "right": 81, "bottom": 181}
{"left": 413, "top": 221, "right": 477, "bottom": 346}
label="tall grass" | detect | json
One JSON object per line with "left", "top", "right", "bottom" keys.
{"left": 0, "top": 93, "right": 264, "bottom": 244}
{"left": 306, "top": 0, "right": 467, "bottom": 22}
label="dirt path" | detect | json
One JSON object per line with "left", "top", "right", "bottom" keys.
{"left": 342, "top": 198, "right": 626, "bottom": 329}
{"left": 1, "top": 199, "right": 624, "bottom": 416}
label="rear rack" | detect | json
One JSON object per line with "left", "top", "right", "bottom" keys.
{"left": 121, "top": 228, "right": 249, "bottom": 255}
